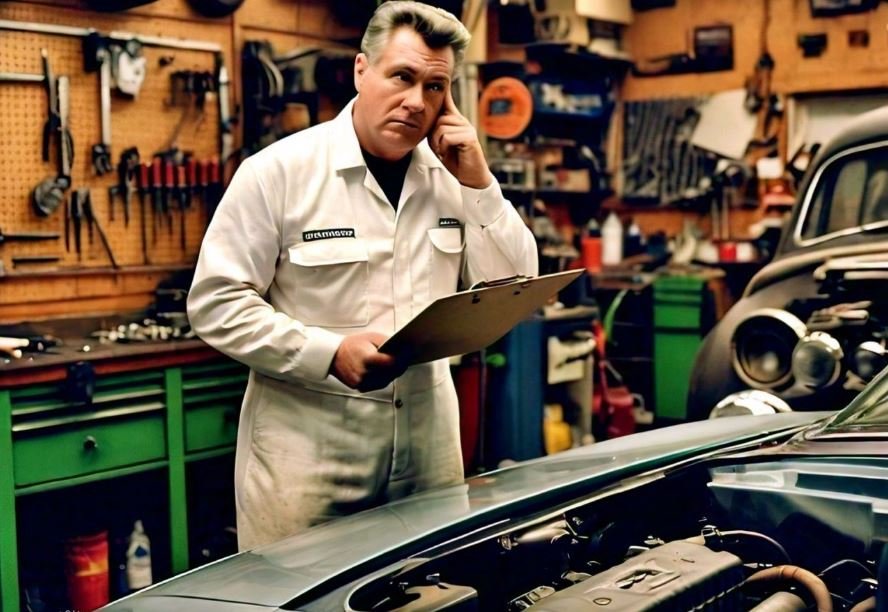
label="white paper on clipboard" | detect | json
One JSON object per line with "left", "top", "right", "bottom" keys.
{"left": 379, "top": 269, "right": 584, "bottom": 365}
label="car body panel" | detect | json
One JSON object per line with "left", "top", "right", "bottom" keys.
{"left": 104, "top": 412, "right": 826, "bottom": 610}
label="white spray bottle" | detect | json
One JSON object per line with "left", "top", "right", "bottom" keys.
{"left": 126, "top": 520, "right": 152, "bottom": 591}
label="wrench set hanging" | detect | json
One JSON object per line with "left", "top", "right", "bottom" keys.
{"left": 621, "top": 97, "right": 718, "bottom": 207}
{"left": 0, "top": 16, "right": 231, "bottom": 275}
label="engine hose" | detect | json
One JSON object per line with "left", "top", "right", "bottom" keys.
{"left": 684, "top": 529, "right": 792, "bottom": 564}
{"left": 746, "top": 565, "right": 832, "bottom": 612}
{"left": 850, "top": 597, "right": 876, "bottom": 612}
{"left": 750, "top": 591, "right": 806, "bottom": 612}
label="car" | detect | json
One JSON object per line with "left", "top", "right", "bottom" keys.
{"left": 688, "top": 105, "right": 888, "bottom": 421}
{"left": 102, "top": 366, "right": 888, "bottom": 611}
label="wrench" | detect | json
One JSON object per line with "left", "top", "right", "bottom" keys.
{"left": 84, "top": 33, "right": 113, "bottom": 175}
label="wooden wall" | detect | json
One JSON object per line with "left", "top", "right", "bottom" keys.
{"left": 487, "top": 0, "right": 888, "bottom": 239}
{"left": 621, "top": 0, "right": 888, "bottom": 238}
{"left": 0, "top": 0, "right": 358, "bottom": 323}
{"left": 4, "top": 0, "right": 887, "bottom": 322}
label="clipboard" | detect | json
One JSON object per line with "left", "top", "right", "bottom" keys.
{"left": 379, "top": 269, "right": 584, "bottom": 365}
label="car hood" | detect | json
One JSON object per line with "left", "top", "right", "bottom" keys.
{"left": 108, "top": 413, "right": 825, "bottom": 610}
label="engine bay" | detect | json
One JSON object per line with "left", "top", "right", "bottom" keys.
{"left": 347, "top": 456, "right": 887, "bottom": 611}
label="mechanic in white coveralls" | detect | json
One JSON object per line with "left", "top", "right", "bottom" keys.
{"left": 187, "top": 0, "right": 538, "bottom": 550}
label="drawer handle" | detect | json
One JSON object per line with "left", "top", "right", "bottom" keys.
{"left": 83, "top": 435, "right": 99, "bottom": 451}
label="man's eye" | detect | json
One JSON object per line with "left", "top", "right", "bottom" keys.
{"left": 395, "top": 72, "right": 412, "bottom": 83}
{"left": 428, "top": 83, "right": 445, "bottom": 92}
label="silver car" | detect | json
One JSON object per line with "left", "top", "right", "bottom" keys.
{"left": 103, "top": 366, "right": 888, "bottom": 611}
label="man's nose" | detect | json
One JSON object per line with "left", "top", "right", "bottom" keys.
{"left": 402, "top": 84, "right": 425, "bottom": 112}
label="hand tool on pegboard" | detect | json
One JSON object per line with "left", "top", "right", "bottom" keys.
{"left": 215, "top": 53, "right": 235, "bottom": 168}
{"left": 77, "top": 188, "right": 119, "bottom": 268}
{"left": 0, "top": 227, "right": 60, "bottom": 246}
{"left": 0, "top": 19, "right": 224, "bottom": 54}
{"left": 108, "top": 147, "right": 139, "bottom": 226}
{"left": 204, "top": 156, "right": 223, "bottom": 220}
{"left": 151, "top": 157, "right": 164, "bottom": 241}
{"left": 138, "top": 162, "right": 151, "bottom": 263}
{"left": 176, "top": 162, "right": 188, "bottom": 252}
{"left": 12, "top": 255, "right": 61, "bottom": 268}
{"left": 66, "top": 190, "right": 83, "bottom": 259}
{"left": 163, "top": 158, "right": 175, "bottom": 235}
{"left": 83, "top": 33, "right": 115, "bottom": 175}
{"left": 0, "top": 71, "right": 43, "bottom": 83}
{"left": 33, "top": 55, "right": 73, "bottom": 218}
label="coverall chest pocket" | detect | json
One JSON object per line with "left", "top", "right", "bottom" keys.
{"left": 288, "top": 238, "right": 370, "bottom": 328}
{"left": 427, "top": 227, "right": 465, "bottom": 299}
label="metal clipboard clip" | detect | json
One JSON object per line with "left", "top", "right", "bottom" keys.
{"left": 469, "top": 274, "right": 534, "bottom": 291}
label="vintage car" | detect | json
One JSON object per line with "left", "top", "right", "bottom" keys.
{"left": 103, "top": 366, "right": 888, "bottom": 611}
{"left": 688, "top": 105, "right": 888, "bottom": 421}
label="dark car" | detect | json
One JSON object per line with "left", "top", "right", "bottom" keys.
{"left": 688, "top": 105, "right": 888, "bottom": 421}
{"left": 101, "top": 365, "right": 888, "bottom": 611}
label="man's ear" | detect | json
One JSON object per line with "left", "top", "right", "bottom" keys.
{"left": 354, "top": 53, "right": 369, "bottom": 92}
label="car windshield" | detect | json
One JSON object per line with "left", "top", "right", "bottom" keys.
{"left": 797, "top": 143, "right": 888, "bottom": 245}
{"left": 817, "top": 364, "right": 888, "bottom": 431}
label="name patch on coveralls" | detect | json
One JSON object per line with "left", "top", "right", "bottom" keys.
{"left": 302, "top": 228, "right": 356, "bottom": 242}
{"left": 438, "top": 218, "right": 461, "bottom": 227}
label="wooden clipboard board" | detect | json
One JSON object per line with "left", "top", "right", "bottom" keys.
{"left": 379, "top": 269, "right": 584, "bottom": 365}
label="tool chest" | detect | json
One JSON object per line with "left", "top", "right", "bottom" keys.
{"left": 0, "top": 342, "right": 247, "bottom": 611}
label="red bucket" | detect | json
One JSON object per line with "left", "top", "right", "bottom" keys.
{"left": 65, "top": 530, "right": 109, "bottom": 611}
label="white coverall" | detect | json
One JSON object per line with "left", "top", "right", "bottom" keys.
{"left": 187, "top": 99, "right": 539, "bottom": 550}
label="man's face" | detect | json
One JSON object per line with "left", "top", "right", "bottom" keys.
{"left": 353, "top": 27, "right": 454, "bottom": 160}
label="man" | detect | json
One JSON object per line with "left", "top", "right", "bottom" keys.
{"left": 187, "top": 0, "right": 538, "bottom": 550}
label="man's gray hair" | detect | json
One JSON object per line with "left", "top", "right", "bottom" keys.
{"left": 361, "top": 1, "right": 471, "bottom": 71}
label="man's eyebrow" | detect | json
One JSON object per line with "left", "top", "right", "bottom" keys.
{"left": 388, "top": 63, "right": 450, "bottom": 83}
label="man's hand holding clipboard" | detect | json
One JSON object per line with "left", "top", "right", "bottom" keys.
{"left": 379, "top": 269, "right": 584, "bottom": 365}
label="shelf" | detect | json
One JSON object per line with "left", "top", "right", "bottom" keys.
{"left": 503, "top": 188, "right": 600, "bottom": 203}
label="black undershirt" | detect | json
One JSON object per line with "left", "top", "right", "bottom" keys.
{"left": 362, "top": 148, "right": 412, "bottom": 210}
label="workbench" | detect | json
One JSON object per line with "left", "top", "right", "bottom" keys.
{"left": 0, "top": 328, "right": 246, "bottom": 610}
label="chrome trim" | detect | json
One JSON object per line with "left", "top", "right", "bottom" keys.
{"left": 792, "top": 331, "right": 844, "bottom": 389}
{"left": 730, "top": 308, "right": 807, "bottom": 390}
{"left": 793, "top": 139, "right": 888, "bottom": 248}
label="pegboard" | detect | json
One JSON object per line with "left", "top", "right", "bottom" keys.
{"left": 0, "top": 1, "right": 235, "bottom": 319}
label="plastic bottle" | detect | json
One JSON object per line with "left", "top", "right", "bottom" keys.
{"left": 601, "top": 212, "right": 623, "bottom": 266}
{"left": 126, "top": 520, "right": 152, "bottom": 591}
{"left": 581, "top": 218, "right": 602, "bottom": 274}
{"left": 624, "top": 218, "right": 644, "bottom": 257}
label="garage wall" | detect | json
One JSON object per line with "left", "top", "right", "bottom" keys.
{"left": 621, "top": 0, "right": 888, "bottom": 237}
{"left": 0, "top": 0, "right": 358, "bottom": 323}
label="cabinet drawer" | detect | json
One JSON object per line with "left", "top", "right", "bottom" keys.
{"left": 13, "top": 409, "right": 167, "bottom": 486}
{"left": 185, "top": 404, "right": 239, "bottom": 453}
{"left": 182, "top": 360, "right": 246, "bottom": 454}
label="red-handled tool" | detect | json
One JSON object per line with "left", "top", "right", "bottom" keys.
{"left": 163, "top": 159, "right": 175, "bottom": 235}
{"left": 151, "top": 157, "right": 163, "bottom": 242}
{"left": 176, "top": 163, "right": 188, "bottom": 251}
{"left": 138, "top": 162, "right": 151, "bottom": 263}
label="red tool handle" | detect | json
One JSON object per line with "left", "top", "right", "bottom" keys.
{"left": 187, "top": 158, "right": 198, "bottom": 187}
{"left": 151, "top": 157, "right": 162, "bottom": 187}
{"left": 164, "top": 159, "right": 175, "bottom": 188}
{"left": 210, "top": 156, "right": 221, "bottom": 184}
{"left": 139, "top": 162, "right": 150, "bottom": 191}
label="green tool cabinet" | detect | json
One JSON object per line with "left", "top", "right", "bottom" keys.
{"left": 653, "top": 275, "right": 709, "bottom": 421}
{"left": 0, "top": 345, "right": 247, "bottom": 611}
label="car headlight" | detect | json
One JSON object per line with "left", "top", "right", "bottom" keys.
{"left": 709, "top": 390, "right": 792, "bottom": 418}
{"left": 792, "top": 331, "right": 843, "bottom": 389}
{"left": 731, "top": 309, "right": 807, "bottom": 390}
{"left": 850, "top": 341, "right": 888, "bottom": 382}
